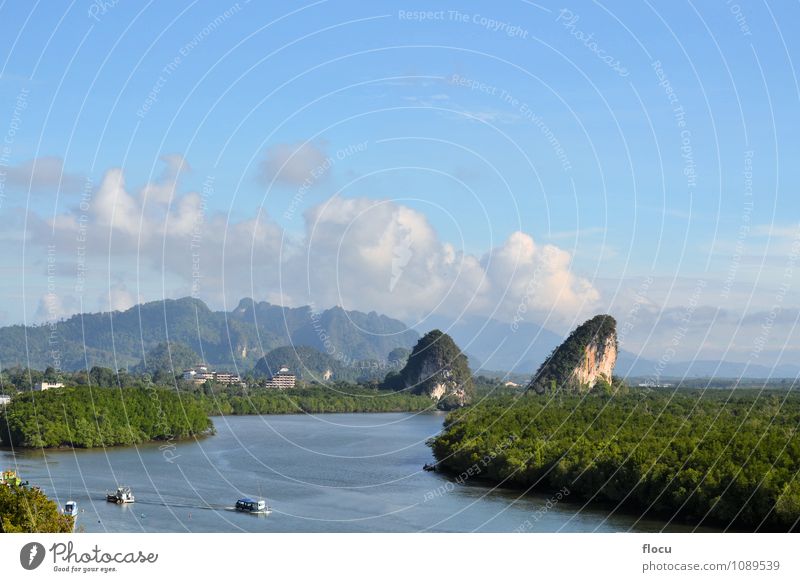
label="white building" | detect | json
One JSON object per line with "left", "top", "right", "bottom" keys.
{"left": 0, "top": 394, "right": 11, "bottom": 406}
{"left": 214, "top": 372, "right": 245, "bottom": 386}
{"left": 264, "top": 367, "right": 296, "bottom": 389}
{"left": 33, "top": 382, "right": 64, "bottom": 391}
{"left": 182, "top": 365, "right": 213, "bottom": 383}
{"left": 182, "top": 365, "right": 243, "bottom": 386}
{"left": 637, "top": 382, "right": 673, "bottom": 388}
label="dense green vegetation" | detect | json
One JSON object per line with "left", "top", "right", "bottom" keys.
{"left": 431, "top": 389, "right": 800, "bottom": 531}
{"left": 473, "top": 375, "right": 525, "bottom": 398}
{"left": 383, "top": 329, "right": 474, "bottom": 409}
{"left": 0, "top": 480, "right": 74, "bottom": 533}
{"left": 529, "top": 314, "right": 617, "bottom": 394}
{"left": 0, "top": 386, "right": 213, "bottom": 448}
{"left": 195, "top": 384, "right": 435, "bottom": 415}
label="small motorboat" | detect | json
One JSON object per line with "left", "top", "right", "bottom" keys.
{"left": 64, "top": 500, "right": 78, "bottom": 516}
{"left": 235, "top": 497, "right": 272, "bottom": 515}
{"left": 423, "top": 463, "right": 437, "bottom": 472}
{"left": 106, "top": 486, "right": 135, "bottom": 504}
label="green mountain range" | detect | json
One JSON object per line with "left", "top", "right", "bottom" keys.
{"left": 0, "top": 297, "right": 419, "bottom": 372}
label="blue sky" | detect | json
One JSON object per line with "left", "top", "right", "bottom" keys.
{"left": 1, "top": 1, "right": 799, "bottom": 366}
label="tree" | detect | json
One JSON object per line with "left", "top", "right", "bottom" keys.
{"left": 0, "top": 386, "right": 213, "bottom": 448}
{"left": 89, "top": 366, "right": 118, "bottom": 388}
{"left": 0, "top": 482, "right": 74, "bottom": 533}
{"left": 430, "top": 389, "right": 800, "bottom": 531}
{"left": 43, "top": 366, "right": 59, "bottom": 383}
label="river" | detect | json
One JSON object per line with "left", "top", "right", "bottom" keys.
{"left": 1, "top": 413, "right": 697, "bottom": 532}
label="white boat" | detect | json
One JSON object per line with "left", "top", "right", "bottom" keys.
{"left": 106, "top": 486, "right": 135, "bottom": 504}
{"left": 64, "top": 500, "right": 78, "bottom": 516}
{"left": 234, "top": 498, "right": 272, "bottom": 514}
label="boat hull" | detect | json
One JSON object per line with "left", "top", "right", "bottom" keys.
{"left": 233, "top": 508, "right": 272, "bottom": 515}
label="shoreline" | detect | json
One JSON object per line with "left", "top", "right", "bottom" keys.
{"left": 431, "top": 462, "right": 725, "bottom": 533}
{"left": 1, "top": 410, "right": 446, "bottom": 452}
{"left": 0, "top": 427, "right": 216, "bottom": 453}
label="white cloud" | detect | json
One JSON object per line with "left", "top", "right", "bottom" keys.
{"left": 34, "top": 292, "right": 78, "bottom": 321}
{"left": 28, "top": 158, "right": 282, "bottom": 312}
{"left": 25, "top": 161, "right": 599, "bottom": 328}
{"left": 259, "top": 140, "right": 330, "bottom": 187}
{"left": 101, "top": 282, "right": 138, "bottom": 312}
{"left": 140, "top": 153, "right": 190, "bottom": 205}
{"left": 3, "top": 156, "right": 85, "bottom": 194}
{"left": 299, "top": 196, "right": 599, "bottom": 325}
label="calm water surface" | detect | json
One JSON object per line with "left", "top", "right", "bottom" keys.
{"left": 1, "top": 413, "right": 697, "bottom": 532}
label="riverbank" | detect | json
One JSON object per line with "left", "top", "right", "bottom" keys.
{"left": 193, "top": 386, "right": 435, "bottom": 416}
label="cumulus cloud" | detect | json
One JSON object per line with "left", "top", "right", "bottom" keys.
{"left": 299, "top": 195, "right": 600, "bottom": 324}
{"left": 29, "top": 158, "right": 283, "bottom": 311}
{"left": 26, "top": 159, "right": 599, "bottom": 328}
{"left": 140, "top": 154, "right": 190, "bottom": 205}
{"left": 3, "top": 156, "right": 85, "bottom": 194}
{"left": 34, "top": 292, "right": 78, "bottom": 321}
{"left": 259, "top": 140, "right": 329, "bottom": 187}
{"left": 101, "top": 282, "right": 139, "bottom": 312}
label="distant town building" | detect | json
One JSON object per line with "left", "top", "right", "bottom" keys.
{"left": 214, "top": 372, "right": 245, "bottom": 386}
{"left": 33, "top": 382, "right": 64, "bottom": 391}
{"left": 182, "top": 365, "right": 214, "bottom": 383}
{"left": 503, "top": 381, "right": 521, "bottom": 387}
{"left": 182, "top": 365, "right": 244, "bottom": 386}
{"left": 637, "top": 382, "right": 673, "bottom": 388}
{"left": 0, "top": 394, "right": 11, "bottom": 406}
{"left": 264, "top": 366, "right": 296, "bottom": 389}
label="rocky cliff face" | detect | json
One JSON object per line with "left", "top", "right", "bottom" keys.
{"left": 528, "top": 315, "right": 618, "bottom": 394}
{"left": 385, "top": 329, "right": 474, "bottom": 410}
{"left": 573, "top": 332, "right": 617, "bottom": 386}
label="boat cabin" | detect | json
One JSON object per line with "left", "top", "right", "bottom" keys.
{"left": 235, "top": 498, "right": 266, "bottom": 513}
{"left": 107, "top": 486, "right": 135, "bottom": 503}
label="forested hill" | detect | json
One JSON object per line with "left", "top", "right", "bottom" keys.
{"left": 0, "top": 297, "right": 419, "bottom": 372}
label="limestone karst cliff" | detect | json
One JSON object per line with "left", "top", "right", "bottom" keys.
{"left": 527, "top": 315, "right": 618, "bottom": 394}
{"left": 384, "top": 329, "right": 474, "bottom": 409}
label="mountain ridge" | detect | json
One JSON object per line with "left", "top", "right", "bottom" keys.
{"left": 0, "top": 297, "right": 419, "bottom": 372}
